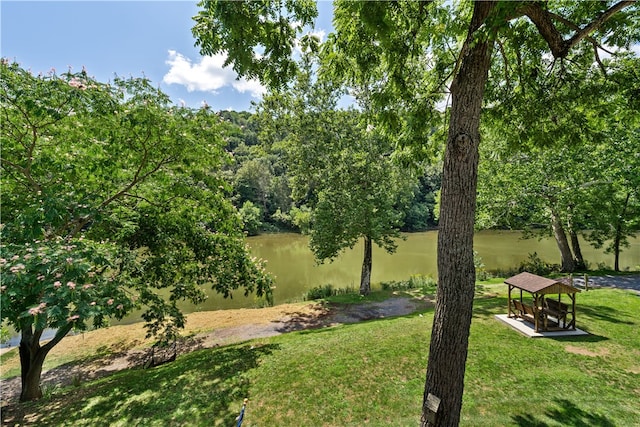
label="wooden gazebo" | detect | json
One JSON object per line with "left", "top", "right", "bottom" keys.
{"left": 505, "top": 272, "right": 580, "bottom": 332}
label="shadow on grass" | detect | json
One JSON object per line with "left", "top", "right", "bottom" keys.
{"left": 577, "top": 305, "right": 635, "bottom": 326}
{"left": 512, "top": 398, "right": 615, "bottom": 427}
{"left": 472, "top": 295, "right": 508, "bottom": 317}
{"left": 1, "top": 343, "right": 279, "bottom": 427}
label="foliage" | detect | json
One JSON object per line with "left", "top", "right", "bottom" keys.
{"left": 192, "top": 1, "right": 639, "bottom": 424}
{"left": 0, "top": 323, "right": 11, "bottom": 344}
{"left": 477, "top": 55, "right": 640, "bottom": 272}
{"left": 0, "top": 59, "right": 273, "bottom": 400}
{"left": 381, "top": 274, "right": 438, "bottom": 295}
{"left": 303, "top": 284, "right": 334, "bottom": 300}
{"left": 238, "top": 201, "right": 263, "bottom": 236}
{"left": 254, "top": 54, "right": 415, "bottom": 295}
{"left": 517, "top": 253, "right": 561, "bottom": 277}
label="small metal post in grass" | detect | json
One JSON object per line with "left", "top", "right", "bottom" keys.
{"left": 236, "top": 398, "right": 248, "bottom": 427}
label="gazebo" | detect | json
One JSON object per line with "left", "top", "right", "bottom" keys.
{"left": 505, "top": 272, "right": 580, "bottom": 332}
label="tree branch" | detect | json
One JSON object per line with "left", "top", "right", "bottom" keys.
{"left": 522, "top": 1, "right": 635, "bottom": 59}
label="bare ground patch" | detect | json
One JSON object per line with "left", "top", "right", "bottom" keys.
{"left": 1, "top": 297, "right": 429, "bottom": 407}
{"left": 564, "top": 345, "right": 610, "bottom": 357}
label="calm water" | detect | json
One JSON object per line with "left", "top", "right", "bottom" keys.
{"left": 183, "top": 230, "right": 639, "bottom": 311}
{"left": 3, "top": 231, "right": 638, "bottom": 344}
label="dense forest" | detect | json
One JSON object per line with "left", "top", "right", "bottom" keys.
{"left": 217, "top": 102, "right": 638, "bottom": 278}
{"left": 217, "top": 109, "right": 442, "bottom": 235}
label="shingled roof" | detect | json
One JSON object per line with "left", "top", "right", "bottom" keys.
{"left": 504, "top": 272, "right": 581, "bottom": 295}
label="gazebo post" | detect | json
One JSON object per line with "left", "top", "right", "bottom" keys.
{"left": 532, "top": 294, "right": 540, "bottom": 332}
{"left": 571, "top": 293, "right": 577, "bottom": 330}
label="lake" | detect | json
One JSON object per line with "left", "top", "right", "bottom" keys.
{"left": 182, "top": 230, "right": 639, "bottom": 311}
{"left": 3, "top": 230, "right": 638, "bottom": 346}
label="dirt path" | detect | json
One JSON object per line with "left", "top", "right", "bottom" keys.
{"left": 0, "top": 296, "right": 431, "bottom": 405}
{"left": 3, "top": 274, "right": 638, "bottom": 405}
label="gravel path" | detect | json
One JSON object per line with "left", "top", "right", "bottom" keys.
{"left": 569, "top": 273, "right": 640, "bottom": 294}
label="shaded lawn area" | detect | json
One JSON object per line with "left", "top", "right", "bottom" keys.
{"left": 2, "top": 287, "right": 639, "bottom": 426}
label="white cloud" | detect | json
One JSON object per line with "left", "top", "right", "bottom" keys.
{"left": 232, "top": 79, "right": 266, "bottom": 97}
{"left": 163, "top": 50, "right": 265, "bottom": 98}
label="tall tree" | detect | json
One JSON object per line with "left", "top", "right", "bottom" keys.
{"left": 257, "top": 58, "right": 411, "bottom": 295}
{"left": 192, "top": 1, "right": 638, "bottom": 424}
{"left": 0, "top": 60, "right": 273, "bottom": 401}
{"left": 478, "top": 55, "right": 640, "bottom": 272}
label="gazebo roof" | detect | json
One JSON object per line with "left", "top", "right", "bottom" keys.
{"left": 504, "top": 272, "right": 581, "bottom": 295}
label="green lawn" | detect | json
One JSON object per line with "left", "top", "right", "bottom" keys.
{"left": 3, "top": 285, "right": 639, "bottom": 426}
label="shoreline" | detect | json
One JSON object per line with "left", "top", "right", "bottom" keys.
{"left": 1, "top": 296, "right": 431, "bottom": 405}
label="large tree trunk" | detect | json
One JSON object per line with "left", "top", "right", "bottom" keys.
{"left": 19, "top": 322, "right": 73, "bottom": 401}
{"left": 613, "top": 192, "right": 630, "bottom": 272}
{"left": 550, "top": 208, "right": 575, "bottom": 272}
{"left": 360, "top": 235, "right": 372, "bottom": 295}
{"left": 421, "top": 3, "right": 496, "bottom": 426}
{"left": 567, "top": 206, "right": 586, "bottom": 270}
{"left": 569, "top": 229, "right": 586, "bottom": 270}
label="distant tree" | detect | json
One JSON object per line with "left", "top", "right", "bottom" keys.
{"left": 257, "top": 57, "right": 413, "bottom": 295}
{"left": 238, "top": 200, "right": 263, "bottom": 236}
{"left": 478, "top": 55, "right": 640, "bottom": 272}
{"left": 0, "top": 60, "right": 273, "bottom": 401}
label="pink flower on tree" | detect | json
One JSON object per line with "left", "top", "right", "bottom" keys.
{"left": 10, "top": 264, "right": 25, "bottom": 273}
{"left": 67, "top": 281, "right": 76, "bottom": 289}
{"left": 28, "top": 303, "right": 46, "bottom": 316}
{"left": 54, "top": 281, "right": 62, "bottom": 288}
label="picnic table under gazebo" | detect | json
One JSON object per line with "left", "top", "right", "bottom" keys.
{"left": 505, "top": 272, "right": 580, "bottom": 332}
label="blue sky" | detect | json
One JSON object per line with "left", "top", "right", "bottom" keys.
{"left": 1, "top": 1, "right": 335, "bottom": 111}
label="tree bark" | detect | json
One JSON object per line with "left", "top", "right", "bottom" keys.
{"left": 567, "top": 206, "right": 585, "bottom": 270}
{"left": 360, "top": 235, "right": 372, "bottom": 295}
{"left": 569, "top": 229, "right": 585, "bottom": 270}
{"left": 550, "top": 208, "right": 576, "bottom": 272}
{"left": 19, "top": 322, "right": 73, "bottom": 401}
{"left": 613, "top": 192, "right": 630, "bottom": 272}
{"left": 421, "top": 3, "right": 496, "bottom": 426}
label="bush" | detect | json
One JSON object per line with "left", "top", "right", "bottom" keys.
{"left": 304, "top": 284, "right": 335, "bottom": 300}
{"left": 239, "top": 201, "right": 263, "bottom": 236}
{"left": 380, "top": 274, "right": 437, "bottom": 294}
{"left": 303, "top": 284, "right": 358, "bottom": 300}
{"left": 518, "top": 252, "right": 560, "bottom": 276}
{"left": 0, "top": 323, "right": 11, "bottom": 344}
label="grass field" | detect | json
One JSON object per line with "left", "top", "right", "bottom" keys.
{"left": 2, "top": 283, "right": 639, "bottom": 426}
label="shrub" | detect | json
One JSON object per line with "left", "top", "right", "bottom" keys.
{"left": 303, "top": 284, "right": 358, "bottom": 300}
{"left": 518, "top": 252, "right": 559, "bottom": 276}
{"left": 304, "top": 284, "right": 335, "bottom": 300}
{"left": 380, "top": 274, "right": 437, "bottom": 295}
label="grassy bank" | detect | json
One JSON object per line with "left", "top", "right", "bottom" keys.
{"left": 2, "top": 284, "right": 639, "bottom": 426}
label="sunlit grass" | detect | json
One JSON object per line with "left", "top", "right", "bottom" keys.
{"left": 2, "top": 285, "right": 639, "bottom": 426}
